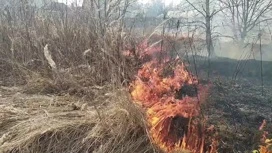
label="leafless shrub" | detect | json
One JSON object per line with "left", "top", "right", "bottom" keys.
{"left": 0, "top": 0, "right": 138, "bottom": 88}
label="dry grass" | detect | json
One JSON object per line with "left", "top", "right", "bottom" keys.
{"left": 0, "top": 85, "right": 155, "bottom": 153}
{"left": 0, "top": 1, "right": 156, "bottom": 152}
{"left": 0, "top": 0, "right": 139, "bottom": 87}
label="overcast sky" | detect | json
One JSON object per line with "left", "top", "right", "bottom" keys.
{"left": 56, "top": 0, "right": 179, "bottom": 6}
{"left": 56, "top": 0, "right": 83, "bottom": 6}
{"left": 138, "top": 0, "right": 180, "bottom": 5}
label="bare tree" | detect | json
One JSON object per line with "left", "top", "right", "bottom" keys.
{"left": 185, "top": 0, "right": 221, "bottom": 57}
{"left": 220, "top": 0, "right": 272, "bottom": 42}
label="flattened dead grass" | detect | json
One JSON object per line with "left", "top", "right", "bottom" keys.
{"left": 0, "top": 86, "right": 155, "bottom": 153}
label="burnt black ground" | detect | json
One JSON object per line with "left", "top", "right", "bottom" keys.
{"left": 182, "top": 56, "right": 272, "bottom": 152}
{"left": 203, "top": 77, "right": 272, "bottom": 153}
{"left": 186, "top": 55, "right": 272, "bottom": 82}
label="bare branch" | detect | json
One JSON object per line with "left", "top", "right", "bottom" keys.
{"left": 185, "top": 0, "right": 206, "bottom": 17}
{"left": 221, "top": 0, "right": 272, "bottom": 41}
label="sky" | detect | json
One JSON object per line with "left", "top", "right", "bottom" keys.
{"left": 57, "top": 0, "right": 83, "bottom": 6}
{"left": 56, "top": 0, "right": 179, "bottom": 6}
{"left": 138, "top": 0, "right": 179, "bottom": 6}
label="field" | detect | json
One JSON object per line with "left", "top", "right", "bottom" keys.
{"left": 0, "top": 1, "right": 272, "bottom": 153}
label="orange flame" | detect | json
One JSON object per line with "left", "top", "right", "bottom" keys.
{"left": 256, "top": 120, "right": 272, "bottom": 153}
{"left": 130, "top": 58, "right": 213, "bottom": 152}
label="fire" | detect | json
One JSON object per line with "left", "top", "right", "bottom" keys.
{"left": 254, "top": 120, "right": 272, "bottom": 153}
{"left": 130, "top": 58, "right": 212, "bottom": 152}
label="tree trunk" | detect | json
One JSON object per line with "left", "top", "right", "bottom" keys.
{"left": 205, "top": 0, "right": 216, "bottom": 57}
{"left": 206, "top": 20, "right": 215, "bottom": 57}
{"left": 231, "top": 9, "right": 239, "bottom": 40}
{"left": 240, "top": 29, "right": 247, "bottom": 42}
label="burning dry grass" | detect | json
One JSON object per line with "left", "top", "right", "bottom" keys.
{"left": 130, "top": 59, "right": 213, "bottom": 153}
{"left": 258, "top": 139, "right": 272, "bottom": 153}
{"left": 0, "top": 86, "right": 154, "bottom": 153}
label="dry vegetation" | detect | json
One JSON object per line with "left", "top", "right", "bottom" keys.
{"left": 0, "top": 0, "right": 157, "bottom": 153}
{"left": 0, "top": 0, "right": 138, "bottom": 87}
{"left": 0, "top": 85, "right": 154, "bottom": 153}
{"left": 0, "top": 1, "right": 271, "bottom": 153}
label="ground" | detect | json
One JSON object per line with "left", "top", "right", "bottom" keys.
{"left": 206, "top": 78, "right": 272, "bottom": 152}
{"left": 0, "top": 57, "right": 271, "bottom": 153}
